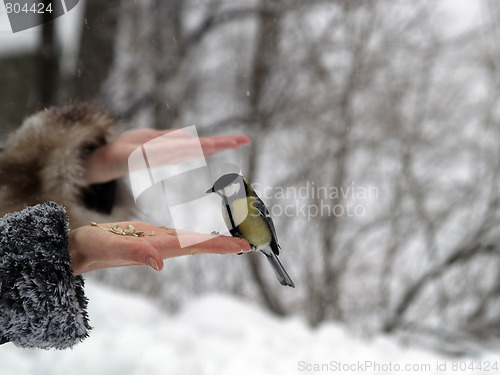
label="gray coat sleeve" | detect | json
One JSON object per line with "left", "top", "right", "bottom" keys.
{"left": 0, "top": 202, "right": 91, "bottom": 349}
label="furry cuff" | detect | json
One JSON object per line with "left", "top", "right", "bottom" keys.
{"left": 0, "top": 104, "right": 135, "bottom": 228}
{"left": 0, "top": 202, "right": 91, "bottom": 349}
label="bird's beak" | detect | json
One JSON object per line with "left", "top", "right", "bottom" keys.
{"left": 206, "top": 187, "right": 214, "bottom": 194}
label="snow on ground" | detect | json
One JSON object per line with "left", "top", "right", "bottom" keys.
{"left": 1, "top": 280, "right": 499, "bottom": 375}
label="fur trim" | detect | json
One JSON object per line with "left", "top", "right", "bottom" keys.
{"left": 0, "top": 104, "right": 136, "bottom": 228}
{"left": 0, "top": 202, "right": 91, "bottom": 349}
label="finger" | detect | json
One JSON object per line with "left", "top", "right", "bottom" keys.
{"left": 206, "top": 135, "right": 250, "bottom": 146}
{"left": 160, "top": 227, "right": 213, "bottom": 237}
{"left": 117, "top": 239, "right": 164, "bottom": 272}
{"left": 156, "top": 226, "right": 230, "bottom": 237}
{"left": 157, "top": 129, "right": 194, "bottom": 138}
{"left": 200, "top": 135, "right": 250, "bottom": 156}
{"left": 202, "top": 136, "right": 240, "bottom": 149}
{"left": 95, "top": 232, "right": 164, "bottom": 272}
{"left": 233, "top": 135, "right": 251, "bottom": 145}
{"left": 161, "top": 228, "right": 248, "bottom": 251}
{"left": 156, "top": 226, "right": 250, "bottom": 254}
{"left": 125, "top": 129, "right": 175, "bottom": 144}
{"left": 178, "top": 235, "right": 251, "bottom": 255}
{"left": 200, "top": 139, "right": 238, "bottom": 156}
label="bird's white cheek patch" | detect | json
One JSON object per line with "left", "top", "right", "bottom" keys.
{"left": 223, "top": 182, "right": 241, "bottom": 197}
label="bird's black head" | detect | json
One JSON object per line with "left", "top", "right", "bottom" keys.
{"left": 206, "top": 173, "right": 246, "bottom": 198}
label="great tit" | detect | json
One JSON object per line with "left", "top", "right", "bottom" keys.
{"left": 206, "top": 173, "right": 295, "bottom": 288}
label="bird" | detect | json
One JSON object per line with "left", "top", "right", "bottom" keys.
{"left": 206, "top": 173, "right": 295, "bottom": 287}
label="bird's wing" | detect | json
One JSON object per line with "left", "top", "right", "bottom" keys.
{"left": 252, "top": 197, "right": 280, "bottom": 254}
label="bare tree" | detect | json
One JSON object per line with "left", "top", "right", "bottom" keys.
{"left": 93, "top": 0, "right": 500, "bottom": 353}
{"left": 38, "top": 1, "right": 59, "bottom": 107}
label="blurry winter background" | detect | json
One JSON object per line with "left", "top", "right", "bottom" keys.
{"left": 2, "top": 0, "right": 500, "bottom": 373}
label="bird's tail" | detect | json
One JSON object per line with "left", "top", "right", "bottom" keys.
{"left": 263, "top": 251, "right": 295, "bottom": 288}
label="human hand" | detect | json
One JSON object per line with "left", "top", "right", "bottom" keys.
{"left": 68, "top": 222, "right": 251, "bottom": 275}
{"left": 83, "top": 129, "right": 250, "bottom": 184}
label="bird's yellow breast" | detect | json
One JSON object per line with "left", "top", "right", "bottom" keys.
{"left": 223, "top": 197, "right": 272, "bottom": 247}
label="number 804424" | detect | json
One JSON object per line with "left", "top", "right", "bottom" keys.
{"left": 4, "top": 2, "right": 54, "bottom": 14}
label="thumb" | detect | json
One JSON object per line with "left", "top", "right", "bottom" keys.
{"left": 129, "top": 242, "right": 164, "bottom": 272}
